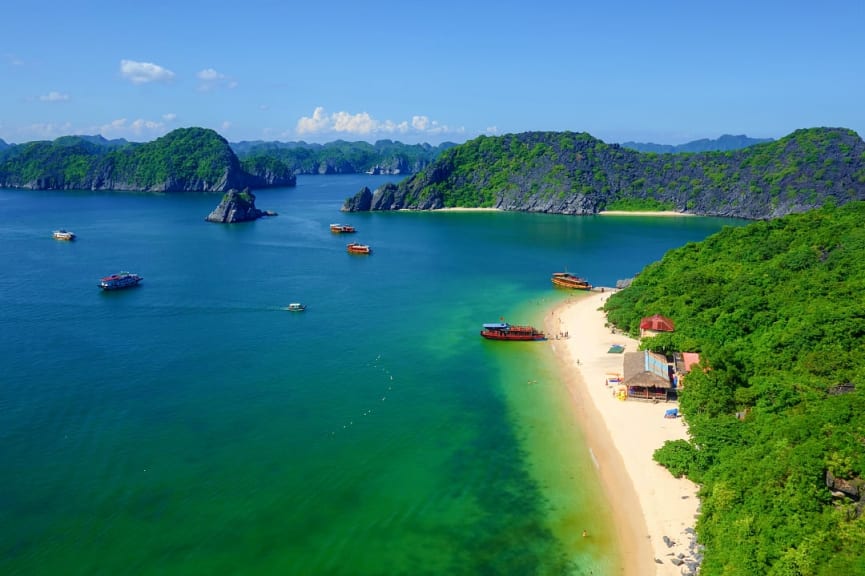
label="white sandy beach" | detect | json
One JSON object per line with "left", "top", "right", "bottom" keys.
{"left": 599, "top": 210, "right": 695, "bottom": 217}
{"left": 545, "top": 291, "right": 699, "bottom": 575}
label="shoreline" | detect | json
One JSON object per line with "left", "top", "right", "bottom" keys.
{"left": 598, "top": 210, "right": 695, "bottom": 217}
{"left": 545, "top": 291, "right": 699, "bottom": 575}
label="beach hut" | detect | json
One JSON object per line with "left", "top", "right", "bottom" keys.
{"left": 639, "top": 314, "right": 675, "bottom": 338}
{"left": 621, "top": 351, "right": 674, "bottom": 401}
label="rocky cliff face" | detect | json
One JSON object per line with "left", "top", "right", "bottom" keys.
{"left": 341, "top": 128, "right": 865, "bottom": 220}
{"left": 205, "top": 188, "right": 273, "bottom": 223}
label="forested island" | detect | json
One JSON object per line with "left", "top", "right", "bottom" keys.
{"left": 230, "top": 139, "right": 456, "bottom": 175}
{"left": 0, "top": 128, "right": 296, "bottom": 192}
{"left": 342, "top": 127, "right": 865, "bottom": 220}
{"left": 604, "top": 201, "right": 865, "bottom": 574}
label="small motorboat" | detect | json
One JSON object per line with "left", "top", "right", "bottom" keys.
{"left": 53, "top": 229, "right": 76, "bottom": 241}
{"left": 286, "top": 303, "right": 307, "bottom": 312}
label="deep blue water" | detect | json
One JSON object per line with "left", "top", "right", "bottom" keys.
{"left": 0, "top": 176, "right": 742, "bottom": 575}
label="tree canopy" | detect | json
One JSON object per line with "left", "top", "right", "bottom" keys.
{"left": 604, "top": 201, "right": 865, "bottom": 574}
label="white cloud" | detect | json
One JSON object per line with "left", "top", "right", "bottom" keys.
{"left": 196, "top": 67, "right": 236, "bottom": 91}
{"left": 197, "top": 68, "right": 222, "bottom": 81}
{"left": 296, "top": 107, "right": 463, "bottom": 140}
{"left": 39, "top": 91, "right": 70, "bottom": 102}
{"left": 120, "top": 59, "right": 175, "bottom": 85}
{"left": 162, "top": 113, "right": 177, "bottom": 122}
{"left": 485, "top": 126, "right": 499, "bottom": 135}
{"left": 97, "top": 117, "right": 168, "bottom": 139}
{"left": 220, "top": 121, "right": 232, "bottom": 132}
{"left": 296, "top": 106, "right": 331, "bottom": 134}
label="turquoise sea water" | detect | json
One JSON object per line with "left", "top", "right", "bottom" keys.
{"left": 0, "top": 177, "right": 740, "bottom": 575}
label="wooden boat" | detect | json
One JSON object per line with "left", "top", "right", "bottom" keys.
{"left": 286, "top": 303, "right": 306, "bottom": 312}
{"left": 330, "top": 223, "right": 357, "bottom": 233}
{"left": 52, "top": 229, "right": 76, "bottom": 241}
{"left": 347, "top": 242, "right": 371, "bottom": 255}
{"left": 551, "top": 272, "right": 592, "bottom": 290}
{"left": 480, "top": 322, "right": 545, "bottom": 341}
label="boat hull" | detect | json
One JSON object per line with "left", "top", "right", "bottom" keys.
{"left": 480, "top": 330, "right": 545, "bottom": 341}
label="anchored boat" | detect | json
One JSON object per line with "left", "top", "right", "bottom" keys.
{"left": 99, "top": 272, "right": 142, "bottom": 290}
{"left": 551, "top": 272, "right": 592, "bottom": 290}
{"left": 330, "top": 223, "right": 357, "bottom": 233}
{"left": 347, "top": 242, "right": 372, "bottom": 255}
{"left": 480, "top": 322, "right": 545, "bottom": 341}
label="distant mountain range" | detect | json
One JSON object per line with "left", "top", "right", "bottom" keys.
{"left": 5, "top": 127, "right": 863, "bottom": 218}
{"left": 620, "top": 134, "right": 773, "bottom": 154}
{"left": 0, "top": 133, "right": 456, "bottom": 182}
{"left": 230, "top": 139, "right": 457, "bottom": 175}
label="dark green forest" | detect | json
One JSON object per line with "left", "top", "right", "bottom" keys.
{"left": 343, "top": 127, "right": 865, "bottom": 220}
{"left": 604, "top": 202, "right": 865, "bottom": 575}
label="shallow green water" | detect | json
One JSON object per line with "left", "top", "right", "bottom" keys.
{"left": 0, "top": 177, "right": 740, "bottom": 574}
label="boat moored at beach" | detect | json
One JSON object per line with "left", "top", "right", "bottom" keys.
{"left": 480, "top": 322, "right": 545, "bottom": 341}
{"left": 99, "top": 272, "right": 142, "bottom": 290}
{"left": 330, "top": 223, "right": 356, "bottom": 233}
{"left": 52, "top": 229, "right": 76, "bottom": 241}
{"left": 286, "top": 303, "right": 306, "bottom": 312}
{"left": 551, "top": 272, "right": 592, "bottom": 290}
{"left": 347, "top": 242, "right": 372, "bottom": 255}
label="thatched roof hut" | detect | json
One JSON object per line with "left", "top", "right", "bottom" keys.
{"left": 622, "top": 351, "right": 674, "bottom": 400}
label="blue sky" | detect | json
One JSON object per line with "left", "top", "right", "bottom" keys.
{"left": 2, "top": 0, "right": 863, "bottom": 145}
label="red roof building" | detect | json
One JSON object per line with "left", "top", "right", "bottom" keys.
{"left": 639, "top": 314, "right": 675, "bottom": 337}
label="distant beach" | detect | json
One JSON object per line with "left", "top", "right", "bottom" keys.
{"left": 432, "top": 207, "right": 502, "bottom": 212}
{"left": 545, "top": 291, "right": 699, "bottom": 575}
{"left": 599, "top": 210, "right": 695, "bottom": 217}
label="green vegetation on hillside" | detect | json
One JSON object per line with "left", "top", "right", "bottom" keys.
{"left": 604, "top": 202, "right": 865, "bottom": 574}
{"left": 603, "top": 198, "right": 677, "bottom": 212}
{"left": 231, "top": 138, "right": 454, "bottom": 175}
{"left": 0, "top": 128, "right": 295, "bottom": 191}
{"left": 347, "top": 128, "right": 865, "bottom": 220}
